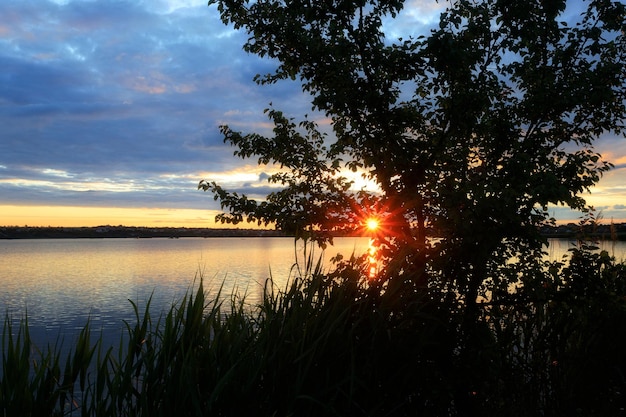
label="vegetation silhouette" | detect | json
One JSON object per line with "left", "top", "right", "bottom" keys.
{"left": 201, "top": 0, "right": 625, "bottom": 317}
{"left": 198, "top": 0, "right": 626, "bottom": 415}
{"left": 1, "top": 0, "right": 625, "bottom": 416}
{"left": 2, "top": 239, "right": 626, "bottom": 416}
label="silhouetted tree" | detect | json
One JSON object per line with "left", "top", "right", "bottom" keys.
{"left": 201, "top": 0, "right": 625, "bottom": 311}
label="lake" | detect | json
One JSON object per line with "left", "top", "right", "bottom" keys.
{"left": 1, "top": 236, "right": 624, "bottom": 348}
{"left": 0, "top": 237, "right": 369, "bottom": 347}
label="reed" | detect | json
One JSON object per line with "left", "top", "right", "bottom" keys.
{"left": 1, "top": 247, "right": 626, "bottom": 416}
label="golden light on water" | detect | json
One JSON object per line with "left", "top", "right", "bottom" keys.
{"left": 361, "top": 215, "right": 384, "bottom": 280}
{"left": 367, "top": 242, "right": 378, "bottom": 279}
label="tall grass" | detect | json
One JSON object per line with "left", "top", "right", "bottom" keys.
{"left": 1, "top": 245, "right": 626, "bottom": 416}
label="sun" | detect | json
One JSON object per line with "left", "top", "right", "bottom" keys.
{"left": 365, "top": 217, "right": 380, "bottom": 232}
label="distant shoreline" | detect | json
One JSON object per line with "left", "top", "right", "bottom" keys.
{"left": 0, "top": 225, "right": 288, "bottom": 239}
{"left": 1, "top": 223, "right": 626, "bottom": 240}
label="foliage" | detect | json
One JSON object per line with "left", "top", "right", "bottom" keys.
{"left": 200, "top": 109, "right": 357, "bottom": 245}
{"left": 0, "top": 316, "right": 96, "bottom": 417}
{"left": 201, "top": 0, "right": 626, "bottom": 310}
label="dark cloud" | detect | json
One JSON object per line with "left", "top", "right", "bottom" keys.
{"left": 1, "top": 0, "right": 624, "bottom": 223}
{"left": 0, "top": 0, "right": 312, "bottom": 216}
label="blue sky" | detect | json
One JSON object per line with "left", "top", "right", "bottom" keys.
{"left": 1, "top": 0, "right": 624, "bottom": 227}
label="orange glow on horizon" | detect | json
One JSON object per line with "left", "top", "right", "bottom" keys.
{"left": 0, "top": 205, "right": 253, "bottom": 228}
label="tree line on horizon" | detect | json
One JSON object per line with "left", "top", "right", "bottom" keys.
{"left": 3, "top": 221, "right": 626, "bottom": 240}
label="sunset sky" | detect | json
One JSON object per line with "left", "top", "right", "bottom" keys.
{"left": 1, "top": 0, "right": 625, "bottom": 228}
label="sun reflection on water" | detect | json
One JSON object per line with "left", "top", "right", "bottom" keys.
{"left": 367, "top": 240, "right": 378, "bottom": 279}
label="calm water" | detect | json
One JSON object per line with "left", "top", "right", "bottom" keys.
{"left": 0, "top": 237, "right": 624, "bottom": 348}
{"left": 0, "top": 237, "right": 369, "bottom": 346}
{"left": 545, "top": 238, "right": 626, "bottom": 262}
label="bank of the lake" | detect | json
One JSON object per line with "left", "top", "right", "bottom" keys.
{"left": 2, "top": 238, "right": 626, "bottom": 417}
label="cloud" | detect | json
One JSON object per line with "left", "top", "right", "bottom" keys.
{"left": 1, "top": 0, "right": 624, "bottom": 226}
{"left": 382, "top": 0, "right": 446, "bottom": 39}
{"left": 0, "top": 0, "right": 301, "bottom": 207}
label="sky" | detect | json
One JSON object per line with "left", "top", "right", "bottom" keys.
{"left": 1, "top": 0, "right": 624, "bottom": 228}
